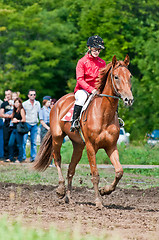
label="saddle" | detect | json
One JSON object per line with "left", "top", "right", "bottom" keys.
{"left": 61, "top": 93, "right": 95, "bottom": 122}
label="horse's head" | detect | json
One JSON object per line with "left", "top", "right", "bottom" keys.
{"left": 111, "top": 55, "right": 134, "bottom": 106}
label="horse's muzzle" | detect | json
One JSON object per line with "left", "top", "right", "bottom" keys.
{"left": 123, "top": 97, "right": 134, "bottom": 106}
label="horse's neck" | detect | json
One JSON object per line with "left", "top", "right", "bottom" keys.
{"left": 103, "top": 74, "right": 118, "bottom": 103}
{"left": 98, "top": 74, "right": 119, "bottom": 121}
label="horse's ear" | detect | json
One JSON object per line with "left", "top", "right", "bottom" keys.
{"left": 124, "top": 54, "right": 130, "bottom": 66}
{"left": 112, "top": 55, "right": 117, "bottom": 67}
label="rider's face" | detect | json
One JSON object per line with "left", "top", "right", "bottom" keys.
{"left": 89, "top": 47, "right": 101, "bottom": 58}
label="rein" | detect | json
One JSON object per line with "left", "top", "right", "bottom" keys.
{"left": 97, "top": 94, "right": 120, "bottom": 99}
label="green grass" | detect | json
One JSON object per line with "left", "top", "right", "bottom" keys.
{"left": 27, "top": 140, "right": 159, "bottom": 165}
{"left": 124, "top": 168, "right": 159, "bottom": 177}
{"left": 60, "top": 141, "right": 159, "bottom": 165}
{"left": 0, "top": 217, "right": 116, "bottom": 240}
{"left": 0, "top": 163, "right": 158, "bottom": 189}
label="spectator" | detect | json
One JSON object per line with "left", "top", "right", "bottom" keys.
{"left": 22, "top": 89, "right": 41, "bottom": 162}
{"left": 9, "top": 92, "right": 20, "bottom": 108}
{"left": 50, "top": 98, "right": 57, "bottom": 108}
{"left": 8, "top": 98, "right": 26, "bottom": 163}
{"left": 5, "top": 91, "right": 20, "bottom": 160}
{"left": 39, "top": 96, "right": 51, "bottom": 143}
{"left": 0, "top": 90, "right": 12, "bottom": 161}
{"left": 0, "top": 99, "right": 4, "bottom": 159}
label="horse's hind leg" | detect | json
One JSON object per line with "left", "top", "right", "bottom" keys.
{"left": 99, "top": 147, "right": 123, "bottom": 196}
{"left": 65, "top": 141, "right": 85, "bottom": 204}
{"left": 53, "top": 136, "right": 66, "bottom": 199}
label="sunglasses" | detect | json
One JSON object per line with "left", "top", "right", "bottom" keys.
{"left": 91, "top": 48, "right": 101, "bottom": 53}
{"left": 30, "top": 94, "right": 36, "bottom": 96}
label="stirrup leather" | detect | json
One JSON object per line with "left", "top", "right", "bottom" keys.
{"left": 118, "top": 117, "right": 125, "bottom": 127}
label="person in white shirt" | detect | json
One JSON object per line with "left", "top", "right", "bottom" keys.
{"left": 22, "top": 89, "right": 41, "bottom": 162}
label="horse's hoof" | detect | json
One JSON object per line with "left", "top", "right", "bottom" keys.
{"left": 99, "top": 186, "right": 114, "bottom": 196}
{"left": 56, "top": 186, "right": 66, "bottom": 199}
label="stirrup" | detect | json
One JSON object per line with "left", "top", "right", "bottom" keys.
{"left": 70, "top": 119, "right": 80, "bottom": 132}
{"left": 118, "top": 117, "right": 125, "bottom": 127}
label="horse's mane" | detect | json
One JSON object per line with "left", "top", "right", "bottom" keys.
{"left": 96, "top": 60, "right": 126, "bottom": 93}
{"left": 96, "top": 62, "right": 112, "bottom": 93}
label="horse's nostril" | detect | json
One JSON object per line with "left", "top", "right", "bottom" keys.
{"left": 128, "top": 99, "right": 134, "bottom": 105}
{"left": 125, "top": 98, "right": 128, "bottom": 102}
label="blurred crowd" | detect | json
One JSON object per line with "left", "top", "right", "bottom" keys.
{"left": 0, "top": 89, "right": 57, "bottom": 163}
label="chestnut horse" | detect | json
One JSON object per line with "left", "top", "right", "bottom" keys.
{"left": 34, "top": 55, "right": 133, "bottom": 208}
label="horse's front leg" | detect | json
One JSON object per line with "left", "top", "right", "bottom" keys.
{"left": 99, "top": 147, "right": 123, "bottom": 196}
{"left": 86, "top": 142, "right": 103, "bottom": 209}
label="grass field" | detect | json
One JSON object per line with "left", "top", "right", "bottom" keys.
{"left": 60, "top": 141, "right": 159, "bottom": 165}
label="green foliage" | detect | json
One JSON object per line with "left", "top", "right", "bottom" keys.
{"left": 0, "top": 1, "right": 76, "bottom": 100}
{"left": 0, "top": 0, "right": 159, "bottom": 138}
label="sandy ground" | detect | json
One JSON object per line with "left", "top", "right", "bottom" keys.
{"left": 0, "top": 181, "right": 158, "bottom": 240}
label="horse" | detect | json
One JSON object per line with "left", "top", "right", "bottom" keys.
{"left": 33, "top": 55, "right": 134, "bottom": 209}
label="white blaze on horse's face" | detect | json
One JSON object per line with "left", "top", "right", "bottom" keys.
{"left": 113, "top": 66, "right": 134, "bottom": 106}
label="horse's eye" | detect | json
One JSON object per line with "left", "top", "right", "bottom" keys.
{"left": 114, "top": 75, "right": 118, "bottom": 80}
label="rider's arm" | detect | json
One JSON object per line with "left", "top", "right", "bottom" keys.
{"left": 76, "top": 60, "right": 95, "bottom": 93}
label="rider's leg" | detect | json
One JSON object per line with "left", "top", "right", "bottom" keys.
{"left": 70, "top": 90, "right": 88, "bottom": 132}
{"left": 70, "top": 105, "right": 82, "bottom": 132}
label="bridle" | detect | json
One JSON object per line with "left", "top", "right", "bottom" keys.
{"left": 98, "top": 65, "right": 128, "bottom": 100}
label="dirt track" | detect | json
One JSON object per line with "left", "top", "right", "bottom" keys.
{"left": 0, "top": 182, "right": 158, "bottom": 240}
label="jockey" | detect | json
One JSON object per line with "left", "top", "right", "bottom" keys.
{"left": 70, "top": 35, "right": 106, "bottom": 132}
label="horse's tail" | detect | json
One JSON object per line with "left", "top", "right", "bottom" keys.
{"left": 33, "top": 130, "right": 53, "bottom": 171}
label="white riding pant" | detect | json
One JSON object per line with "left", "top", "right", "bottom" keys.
{"left": 75, "top": 90, "right": 89, "bottom": 106}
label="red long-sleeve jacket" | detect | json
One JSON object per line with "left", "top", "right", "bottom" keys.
{"left": 74, "top": 53, "right": 106, "bottom": 93}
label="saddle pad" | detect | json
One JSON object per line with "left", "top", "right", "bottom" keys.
{"left": 61, "top": 93, "right": 94, "bottom": 122}
{"left": 61, "top": 105, "right": 74, "bottom": 122}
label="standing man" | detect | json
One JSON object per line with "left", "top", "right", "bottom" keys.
{"left": 0, "top": 90, "right": 12, "bottom": 161}
{"left": 23, "top": 89, "right": 41, "bottom": 162}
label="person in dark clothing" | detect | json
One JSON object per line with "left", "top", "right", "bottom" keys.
{"left": 0, "top": 99, "right": 4, "bottom": 159}
{"left": 8, "top": 98, "right": 26, "bottom": 163}
{"left": 0, "top": 90, "right": 12, "bottom": 161}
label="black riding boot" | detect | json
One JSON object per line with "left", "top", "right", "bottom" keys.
{"left": 70, "top": 105, "right": 82, "bottom": 132}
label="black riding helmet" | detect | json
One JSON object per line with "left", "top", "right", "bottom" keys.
{"left": 87, "top": 35, "right": 105, "bottom": 49}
